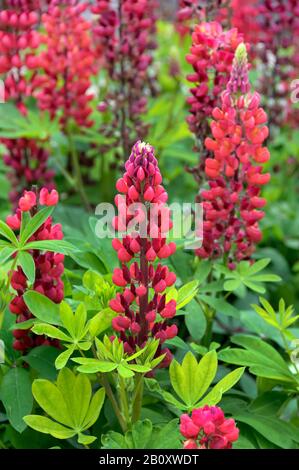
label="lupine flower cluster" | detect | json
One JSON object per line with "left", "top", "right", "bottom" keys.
{"left": 180, "top": 406, "right": 239, "bottom": 449}
{"left": 185, "top": 21, "right": 244, "bottom": 182}
{"left": 35, "top": 0, "right": 96, "bottom": 130}
{"left": 109, "top": 141, "right": 177, "bottom": 367}
{"left": 92, "top": 0, "right": 158, "bottom": 162}
{"left": 197, "top": 44, "right": 270, "bottom": 265}
{"left": 7, "top": 188, "right": 64, "bottom": 352}
{"left": 0, "top": 0, "right": 41, "bottom": 101}
{"left": 231, "top": 0, "right": 299, "bottom": 130}
{"left": 0, "top": 0, "right": 54, "bottom": 205}
{"left": 176, "top": 0, "right": 230, "bottom": 36}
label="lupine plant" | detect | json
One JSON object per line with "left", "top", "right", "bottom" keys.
{"left": 185, "top": 21, "right": 243, "bottom": 182}
{"left": 0, "top": 0, "right": 298, "bottom": 453}
{"left": 0, "top": 1, "right": 55, "bottom": 205}
{"left": 92, "top": 0, "right": 158, "bottom": 164}
{"left": 231, "top": 0, "right": 299, "bottom": 132}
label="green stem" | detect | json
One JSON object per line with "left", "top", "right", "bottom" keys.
{"left": 118, "top": 376, "right": 130, "bottom": 429}
{"left": 55, "top": 159, "right": 76, "bottom": 187}
{"left": 67, "top": 132, "right": 91, "bottom": 212}
{"left": 0, "top": 255, "right": 19, "bottom": 330}
{"left": 131, "top": 374, "right": 144, "bottom": 423}
{"left": 202, "top": 305, "right": 216, "bottom": 348}
{"left": 102, "top": 374, "right": 128, "bottom": 433}
{"left": 86, "top": 347, "right": 127, "bottom": 433}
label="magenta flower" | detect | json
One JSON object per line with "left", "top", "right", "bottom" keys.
{"left": 180, "top": 405, "right": 239, "bottom": 449}
{"left": 185, "top": 21, "right": 244, "bottom": 182}
{"left": 0, "top": 1, "right": 55, "bottom": 204}
{"left": 7, "top": 187, "right": 64, "bottom": 352}
{"left": 109, "top": 141, "right": 177, "bottom": 367}
{"left": 231, "top": 0, "right": 299, "bottom": 130}
{"left": 197, "top": 44, "right": 270, "bottom": 265}
{"left": 35, "top": 0, "right": 96, "bottom": 130}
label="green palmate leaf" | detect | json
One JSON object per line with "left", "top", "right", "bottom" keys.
{"left": 23, "top": 291, "right": 61, "bottom": 325}
{"left": 0, "top": 220, "right": 19, "bottom": 246}
{"left": 101, "top": 419, "right": 181, "bottom": 450}
{"left": 246, "top": 258, "right": 271, "bottom": 274}
{"left": 9, "top": 318, "right": 35, "bottom": 331}
{"left": 55, "top": 346, "right": 76, "bottom": 370}
{"left": 20, "top": 210, "right": 30, "bottom": 235}
{"left": 0, "top": 246, "right": 16, "bottom": 264}
{"left": 88, "top": 308, "right": 116, "bottom": 337}
{"left": 147, "top": 419, "right": 181, "bottom": 449}
{"left": 196, "top": 350, "right": 218, "bottom": 399}
{"left": 248, "top": 274, "right": 281, "bottom": 282}
{"left": 199, "top": 295, "right": 239, "bottom": 318}
{"left": 1, "top": 368, "right": 33, "bottom": 433}
{"left": 169, "top": 352, "right": 196, "bottom": 404}
{"left": 220, "top": 350, "right": 293, "bottom": 382}
{"left": 24, "top": 239, "right": 76, "bottom": 255}
{"left": 32, "top": 323, "right": 70, "bottom": 342}
{"left": 19, "top": 206, "right": 54, "bottom": 246}
{"left": 0, "top": 102, "right": 60, "bottom": 139}
{"left": 101, "top": 431, "right": 128, "bottom": 449}
{"left": 127, "top": 364, "right": 151, "bottom": 373}
{"left": 248, "top": 391, "right": 289, "bottom": 416}
{"left": 117, "top": 364, "right": 135, "bottom": 378}
{"left": 59, "top": 301, "right": 75, "bottom": 337}
{"left": 169, "top": 351, "right": 217, "bottom": 408}
{"left": 129, "top": 420, "right": 153, "bottom": 449}
{"left": 221, "top": 258, "right": 281, "bottom": 295}
{"left": 194, "top": 260, "right": 212, "bottom": 284}
{"left": 162, "top": 390, "right": 189, "bottom": 410}
{"left": 234, "top": 413, "right": 299, "bottom": 449}
{"left": 74, "top": 303, "right": 87, "bottom": 338}
{"left": 232, "top": 335, "right": 290, "bottom": 371}
{"left": 77, "top": 341, "right": 92, "bottom": 350}
{"left": 0, "top": 239, "right": 11, "bottom": 248}
{"left": 32, "top": 379, "right": 74, "bottom": 427}
{"left": 78, "top": 433, "right": 97, "bottom": 445}
{"left": 82, "top": 388, "right": 106, "bottom": 429}
{"left": 223, "top": 279, "right": 241, "bottom": 291}
{"left": 57, "top": 368, "right": 91, "bottom": 428}
{"left": 23, "top": 416, "right": 76, "bottom": 440}
{"left": 176, "top": 281, "right": 199, "bottom": 310}
{"left": 18, "top": 251, "right": 36, "bottom": 284}
{"left": 165, "top": 286, "right": 178, "bottom": 304}
{"left": 252, "top": 297, "right": 299, "bottom": 332}
{"left": 72, "top": 357, "right": 118, "bottom": 373}
{"left": 196, "top": 367, "right": 245, "bottom": 407}
{"left": 219, "top": 335, "right": 294, "bottom": 382}
{"left": 55, "top": 302, "right": 89, "bottom": 346}
{"left": 241, "top": 281, "right": 266, "bottom": 294}
{"left": 25, "top": 369, "right": 105, "bottom": 444}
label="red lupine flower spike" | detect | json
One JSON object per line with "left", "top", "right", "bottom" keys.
{"left": 110, "top": 141, "right": 177, "bottom": 368}
{"left": 8, "top": 187, "right": 64, "bottom": 353}
{"left": 35, "top": 0, "right": 96, "bottom": 131}
{"left": 231, "top": 0, "right": 299, "bottom": 131}
{"left": 0, "top": 1, "right": 55, "bottom": 204}
{"left": 198, "top": 43, "right": 270, "bottom": 265}
{"left": 184, "top": 20, "right": 244, "bottom": 182}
